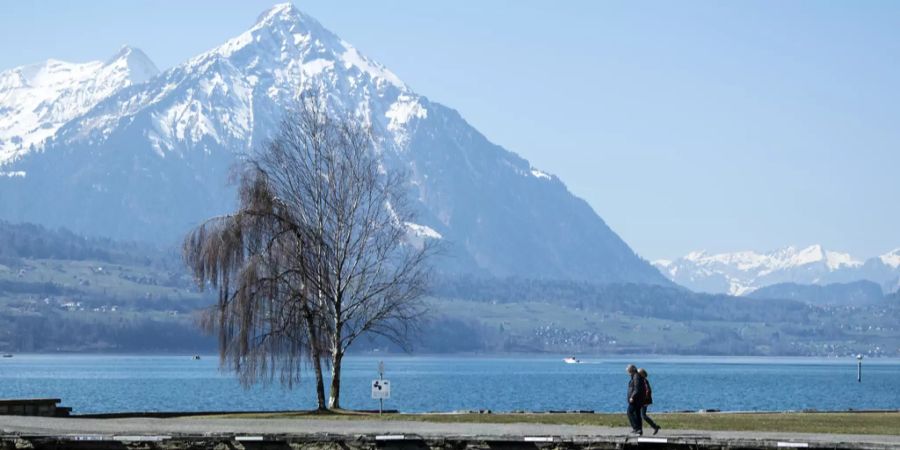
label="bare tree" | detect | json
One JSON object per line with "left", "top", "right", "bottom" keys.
{"left": 184, "top": 93, "right": 432, "bottom": 411}
{"left": 256, "top": 95, "right": 433, "bottom": 409}
{"left": 183, "top": 156, "right": 330, "bottom": 410}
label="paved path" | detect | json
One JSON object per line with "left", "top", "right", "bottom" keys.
{"left": 0, "top": 416, "right": 898, "bottom": 448}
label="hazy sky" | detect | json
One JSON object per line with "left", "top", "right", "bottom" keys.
{"left": 2, "top": 1, "right": 899, "bottom": 260}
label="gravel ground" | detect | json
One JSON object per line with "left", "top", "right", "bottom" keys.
{"left": 0, "top": 415, "right": 898, "bottom": 447}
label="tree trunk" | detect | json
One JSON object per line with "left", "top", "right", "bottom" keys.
{"left": 328, "top": 347, "right": 343, "bottom": 409}
{"left": 311, "top": 351, "right": 327, "bottom": 410}
{"left": 304, "top": 308, "right": 327, "bottom": 410}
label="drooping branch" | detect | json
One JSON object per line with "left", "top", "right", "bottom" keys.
{"left": 183, "top": 165, "right": 326, "bottom": 390}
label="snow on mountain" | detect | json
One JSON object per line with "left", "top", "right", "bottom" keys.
{"left": 405, "top": 222, "right": 442, "bottom": 250}
{"left": 0, "top": 3, "right": 668, "bottom": 285}
{"left": 0, "top": 46, "right": 158, "bottom": 165}
{"left": 52, "top": 4, "right": 414, "bottom": 156}
{"left": 880, "top": 249, "right": 900, "bottom": 269}
{"left": 655, "top": 245, "right": 900, "bottom": 295}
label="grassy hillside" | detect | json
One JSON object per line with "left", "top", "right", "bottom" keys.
{"left": 418, "top": 278, "right": 900, "bottom": 356}
{"left": 0, "top": 221, "right": 213, "bottom": 352}
{"left": 1, "top": 221, "right": 898, "bottom": 356}
{"left": 0, "top": 257, "right": 213, "bottom": 351}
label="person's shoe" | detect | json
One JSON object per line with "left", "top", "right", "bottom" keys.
{"left": 630, "top": 429, "right": 642, "bottom": 436}
{"left": 653, "top": 426, "right": 660, "bottom": 435}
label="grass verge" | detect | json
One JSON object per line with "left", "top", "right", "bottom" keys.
{"left": 199, "top": 411, "right": 900, "bottom": 435}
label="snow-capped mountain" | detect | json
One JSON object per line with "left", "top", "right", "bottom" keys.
{"left": 881, "top": 248, "right": 900, "bottom": 270}
{"left": 0, "top": 3, "right": 667, "bottom": 285}
{"left": 0, "top": 46, "right": 158, "bottom": 164}
{"left": 654, "top": 245, "right": 900, "bottom": 295}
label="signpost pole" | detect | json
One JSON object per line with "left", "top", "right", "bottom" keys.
{"left": 371, "top": 361, "right": 389, "bottom": 415}
{"left": 379, "top": 361, "right": 384, "bottom": 415}
{"left": 857, "top": 354, "right": 863, "bottom": 383}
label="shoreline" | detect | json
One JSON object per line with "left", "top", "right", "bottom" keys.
{"left": 3, "top": 353, "right": 900, "bottom": 362}
{"left": 70, "top": 408, "right": 900, "bottom": 418}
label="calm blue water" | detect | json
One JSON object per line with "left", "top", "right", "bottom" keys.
{"left": 0, "top": 355, "right": 897, "bottom": 414}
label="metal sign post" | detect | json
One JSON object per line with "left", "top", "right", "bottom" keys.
{"left": 379, "top": 361, "right": 384, "bottom": 415}
{"left": 857, "top": 354, "right": 863, "bottom": 382}
{"left": 371, "top": 360, "right": 390, "bottom": 415}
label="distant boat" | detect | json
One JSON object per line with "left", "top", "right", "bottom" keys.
{"left": 2, "top": 354, "right": 12, "bottom": 358}
{"left": 192, "top": 355, "right": 201, "bottom": 360}
{"left": 563, "top": 356, "right": 581, "bottom": 364}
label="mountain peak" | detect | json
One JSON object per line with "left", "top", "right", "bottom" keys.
{"left": 255, "top": 2, "right": 302, "bottom": 25}
{"left": 684, "top": 250, "right": 707, "bottom": 261}
{"left": 804, "top": 243, "right": 824, "bottom": 253}
{"left": 108, "top": 45, "right": 137, "bottom": 62}
{"left": 248, "top": 2, "right": 330, "bottom": 39}
{"left": 105, "top": 45, "right": 159, "bottom": 84}
{"left": 776, "top": 244, "right": 862, "bottom": 271}
{"left": 655, "top": 244, "right": 897, "bottom": 296}
{"left": 881, "top": 248, "right": 900, "bottom": 269}
{"left": 108, "top": 45, "right": 150, "bottom": 64}
{"left": 790, "top": 244, "right": 826, "bottom": 265}
{"left": 0, "top": 4, "right": 671, "bottom": 287}
{"left": 0, "top": 46, "right": 160, "bottom": 164}
{"left": 199, "top": 3, "right": 404, "bottom": 91}
{"left": 206, "top": 3, "right": 327, "bottom": 60}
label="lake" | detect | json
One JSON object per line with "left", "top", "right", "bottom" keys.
{"left": 0, "top": 355, "right": 897, "bottom": 414}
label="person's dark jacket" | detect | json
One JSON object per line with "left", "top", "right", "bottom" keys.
{"left": 644, "top": 378, "right": 653, "bottom": 405}
{"left": 628, "top": 373, "right": 647, "bottom": 404}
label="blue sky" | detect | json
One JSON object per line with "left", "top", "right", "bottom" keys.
{"left": 2, "top": 1, "right": 899, "bottom": 260}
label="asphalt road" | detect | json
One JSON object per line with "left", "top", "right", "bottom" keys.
{"left": 0, "top": 416, "right": 898, "bottom": 448}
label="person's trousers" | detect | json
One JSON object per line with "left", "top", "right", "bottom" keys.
{"left": 641, "top": 405, "right": 659, "bottom": 430}
{"left": 627, "top": 403, "right": 642, "bottom": 431}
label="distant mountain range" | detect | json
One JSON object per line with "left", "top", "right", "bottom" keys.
{"left": 0, "top": 3, "right": 667, "bottom": 285}
{"left": 654, "top": 245, "right": 900, "bottom": 296}
{"left": 746, "top": 280, "right": 886, "bottom": 306}
{"left": 0, "top": 46, "right": 159, "bottom": 164}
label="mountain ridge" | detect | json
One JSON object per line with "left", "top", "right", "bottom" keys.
{"left": 747, "top": 280, "right": 886, "bottom": 306}
{"left": 655, "top": 245, "right": 900, "bottom": 295}
{"left": 0, "top": 3, "right": 668, "bottom": 285}
{"left": 0, "top": 45, "right": 159, "bottom": 165}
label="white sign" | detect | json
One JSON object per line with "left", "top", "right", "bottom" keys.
{"left": 371, "top": 379, "right": 391, "bottom": 399}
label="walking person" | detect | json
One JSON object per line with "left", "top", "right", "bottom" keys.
{"left": 625, "top": 364, "right": 646, "bottom": 435}
{"left": 638, "top": 368, "right": 661, "bottom": 435}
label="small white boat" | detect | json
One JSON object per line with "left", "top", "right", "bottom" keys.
{"left": 563, "top": 356, "right": 581, "bottom": 364}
